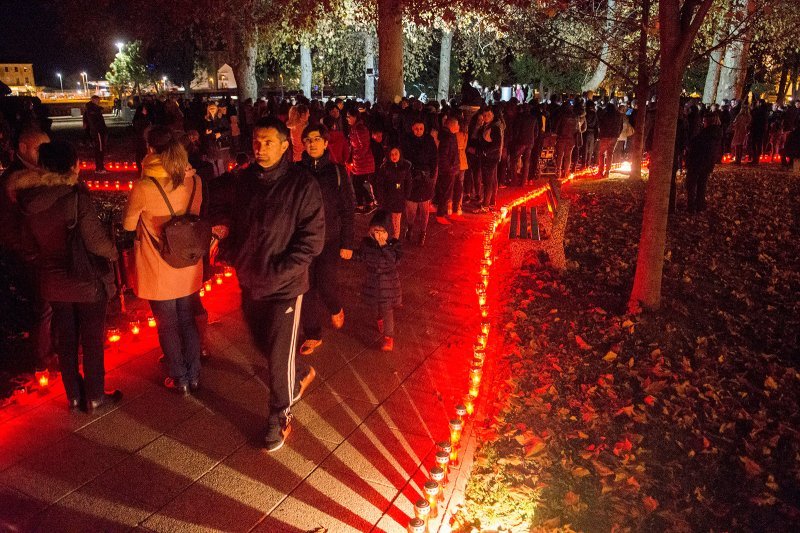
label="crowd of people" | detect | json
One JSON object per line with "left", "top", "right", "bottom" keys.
{"left": 2, "top": 82, "right": 800, "bottom": 452}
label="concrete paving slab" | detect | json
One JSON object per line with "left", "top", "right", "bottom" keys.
{"left": 0, "top": 433, "right": 128, "bottom": 504}
{"left": 0, "top": 482, "right": 47, "bottom": 529}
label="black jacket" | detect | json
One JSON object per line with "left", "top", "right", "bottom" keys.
{"left": 401, "top": 133, "right": 438, "bottom": 202}
{"left": 513, "top": 111, "right": 538, "bottom": 149}
{"left": 598, "top": 106, "right": 623, "bottom": 139}
{"left": 437, "top": 129, "right": 460, "bottom": 178}
{"left": 83, "top": 101, "right": 107, "bottom": 136}
{"left": 376, "top": 158, "right": 411, "bottom": 213}
{"left": 219, "top": 156, "right": 325, "bottom": 301}
{"left": 6, "top": 169, "right": 118, "bottom": 302}
{"left": 479, "top": 121, "right": 503, "bottom": 161}
{"left": 686, "top": 125, "right": 723, "bottom": 174}
{"left": 298, "top": 151, "right": 355, "bottom": 249}
{"left": 357, "top": 236, "right": 401, "bottom": 307}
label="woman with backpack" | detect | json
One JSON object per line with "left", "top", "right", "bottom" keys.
{"left": 7, "top": 140, "right": 121, "bottom": 413}
{"left": 123, "top": 126, "right": 205, "bottom": 395}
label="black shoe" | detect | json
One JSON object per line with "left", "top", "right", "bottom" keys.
{"left": 87, "top": 390, "right": 122, "bottom": 414}
{"left": 264, "top": 418, "right": 292, "bottom": 452}
{"left": 200, "top": 349, "right": 210, "bottom": 360}
{"left": 189, "top": 379, "right": 200, "bottom": 392}
{"left": 164, "top": 377, "right": 189, "bottom": 395}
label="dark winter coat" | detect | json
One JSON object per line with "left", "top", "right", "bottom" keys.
{"left": 202, "top": 115, "right": 231, "bottom": 158}
{"left": 376, "top": 158, "right": 411, "bottom": 213}
{"left": 686, "top": 125, "right": 723, "bottom": 175}
{"left": 402, "top": 133, "right": 438, "bottom": 202}
{"left": 513, "top": 111, "right": 538, "bottom": 149}
{"left": 6, "top": 169, "right": 118, "bottom": 302}
{"left": 597, "top": 105, "right": 623, "bottom": 139}
{"left": 479, "top": 121, "right": 503, "bottom": 162}
{"left": 83, "top": 101, "right": 107, "bottom": 136}
{"left": 437, "top": 129, "right": 460, "bottom": 179}
{"left": 218, "top": 156, "right": 325, "bottom": 301}
{"left": 357, "top": 236, "right": 401, "bottom": 307}
{"left": 299, "top": 151, "right": 356, "bottom": 250}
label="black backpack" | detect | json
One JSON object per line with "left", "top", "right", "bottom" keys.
{"left": 145, "top": 175, "right": 211, "bottom": 269}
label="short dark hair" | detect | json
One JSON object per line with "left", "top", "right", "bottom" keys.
{"left": 38, "top": 141, "right": 78, "bottom": 174}
{"left": 253, "top": 117, "right": 290, "bottom": 142}
{"left": 322, "top": 115, "right": 338, "bottom": 130}
{"left": 301, "top": 123, "right": 329, "bottom": 141}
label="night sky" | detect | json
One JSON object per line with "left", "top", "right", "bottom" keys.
{"left": 0, "top": 0, "right": 107, "bottom": 87}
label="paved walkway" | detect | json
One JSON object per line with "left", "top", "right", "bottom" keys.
{"left": 0, "top": 189, "right": 529, "bottom": 532}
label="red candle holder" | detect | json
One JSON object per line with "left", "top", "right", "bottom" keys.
{"left": 478, "top": 293, "right": 487, "bottom": 306}
{"left": 463, "top": 395, "right": 475, "bottom": 416}
{"left": 107, "top": 328, "right": 121, "bottom": 343}
{"left": 214, "top": 274, "right": 223, "bottom": 285}
{"left": 147, "top": 316, "right": 157, "bottom": 328}
{"left": 480, "top": 305, "right": 489, "bottom": 318}
{"left": 35, "top": 369, "right": 50, "bottom": 389}
{"left": 455, "top": 403, "right": 467, "bottom": 421}
{"left": 223, "top": 266, "right": 234, "bottom": 277}
{"left": 130, "top": 321, "right": 141, "bottom": 335}
{"left": 407, "top": 517, "right": 426, "bottom": 533}
{"left": 413, "top": 498, "right": 430, "bottom": 525}
{"left": 204, "top": 281, "right": 212, "bottom": 292}
{"left": 430, "top": 466, "right": 446, "bottom": 501}
{"left": 423, "top": 480, "right": 440, "bottom": 518}
{"left": 480, "top": 321, "right": 490, "bottom": 335}
{"left": 449, "top": 419, "right": 464, "bottom": 452}
{"left": 435, "top": 451, "right": 450, "bottom": 483}
{"left": 199, "top": 288, "right": 205, "bottom": 298}
{"left": 475, "top": 282, "right": 486, "bottom": 295}
{"left": 477, "top": 332, "right": 487, "bottom": 348}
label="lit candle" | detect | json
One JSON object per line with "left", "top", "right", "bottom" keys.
{"left": 478, "top": 293, "right": 487, "bottom": 306}
{"left": 480, "top": 305, "right": 489, "bottom": 318}
{"left": 130, "top": 321, "right": 140, "bottom": 335}
{"left": 449, "top": 418, "right": 463, "bottom": 449}
{"left": 147, "top": 316, "right": 157, "bottom": 328}
{"left": 481, "top": 273, "right": 489, "bottom": 287}
{"left": 204, "top": 281, "right": 212, "bottom": 292}
{"left": 423, "top": 480, "right": 440, "bottom": 518}
{"left": 199, "top": 289, "right": 205, "bottom": 298}
{"left": 223, "top": 266, "right": 233, "bottom": 277}
{"left": 215, "top": 274, "right": 223, "bottom": 285}
{"left": 435, "top": 451, "right": 450, "bottom": 483}
{"left": 455, "top": 403, "right": 467, "bottom": 421}
{"left": 128, "top": 181, "right": 134, "bottom": 190}
{"left": 475, "top": 282, "right": 486, "bottom": 296}
{"left": 114, "top": 181, "right": 120, "bottom": 190}
{"left": 407, "top": 517, "right": 426, "bottom": 533}
{"left": 36, "top": 369, "right": 50, "bottom": 389}
{"left": 477, "top": 332, "right": 487, "bottom": 348}
{"left": 413, "top": 499, "right": 430, "bottom": 526}
{"left": 430, "top": 466, "right": 446, "bottom": 501}
{"left": 463, "top": 395, "right": 474, "bottom": 416}
{"left": 107, "top": 328, "right": 121, "bottom": 343}
{"left": 469, "top": 383, "right": 480, "bottom": 398}
{"left": 470, "top": 365, "right": 483, "bottom": 387}
{"left": 480, "top": 321, "right": 490, "bottom": 335}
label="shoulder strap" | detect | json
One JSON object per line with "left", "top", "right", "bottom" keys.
{"left": 148, "top": 177, "right": 176, "bottom": 217}
{"left": 186, "top": 175, "right": 198, "bottom": 215}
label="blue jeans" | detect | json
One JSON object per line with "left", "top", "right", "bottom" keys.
{"left": 149, "top": 294, "right": 202, "bottom": 384}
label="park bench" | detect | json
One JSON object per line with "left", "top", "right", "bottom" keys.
{"left": 507, "top": 183, "right": 570, "bottom": 272}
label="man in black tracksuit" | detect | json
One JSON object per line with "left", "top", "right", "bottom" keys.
{"left": 83, "top": 95, "right": 108, "bottom": 173}
{"left": 434, "top": 117, "right": 460, "bottom": 222}
{"left": 296, "top": 124, "right": 356, "bottom": 355}
{"left": 215, "top": 117, "right": 325, "bottom": 452}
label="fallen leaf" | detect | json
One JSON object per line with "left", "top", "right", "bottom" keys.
{"left": 603, "top": 351, "right": 618, "bottom": 362}
{"left": 643, "top": 496, "right": 659, "bottom": 512}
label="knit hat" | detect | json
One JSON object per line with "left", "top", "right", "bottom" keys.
{"left": 369, "top": 209, "right": 392, "bottom": 231}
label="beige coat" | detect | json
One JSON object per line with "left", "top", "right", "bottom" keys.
{"left": 123, "top": 154, "right": 203, "bottom": 301}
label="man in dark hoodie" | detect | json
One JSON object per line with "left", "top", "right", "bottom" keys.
{"left": 596, "top": 102, "right": 623, "bottom": 178}
{"left": 83, "top": 95, "right": 108, "bottom": 174}
{"left": 214, "top": 117, "right": 324, "bottom": 452}
{"left": 434, "top": 117, "right": 460, "bottom": 224}
{"left": 685, "top": 112, "right": 722, "bottom": 213}
{"left": 296, "top": 123, "right": 356, "bottom": 356}
{"left": 401, "top": 118, "right": 438, "bottom": 245}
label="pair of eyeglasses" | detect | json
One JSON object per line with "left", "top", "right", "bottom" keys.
{"left": 303, "top": 137, "right": 324, "bottom": 144}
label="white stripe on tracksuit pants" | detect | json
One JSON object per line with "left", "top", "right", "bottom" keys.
{"left": 241, "top": 293, "right": 310, "bottom": 426}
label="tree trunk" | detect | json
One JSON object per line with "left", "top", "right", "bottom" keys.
{"left": 437, "top": 28, "right": 454, "bottom": 103}
{"left": 629, "top": 0, "right": 713, "bottom": 310}
{"left": 377, "top": 0, "right": 404, "bottom": 104}
{"left": 582, "top": 0, "right": 616, "bottom": 92}
{"left": 231, "top": 31, "right": 258, "bottom": 102}
{"left": 776, "top": 63, "right": 790, "bottom": 105}
{"left": 717, "top": 0, "right": 750, "bottom": 102}
{"left": 702, "top": 18, "right": 725, "bottom": 104}
{"left": 629, "top": 0, "right": 650, "bottom": 182}
{"left": 364, "top": 31, "right": 376, "bottom": 103}
{"left": 300, "top": 41, "right": 312, "bottom": 98}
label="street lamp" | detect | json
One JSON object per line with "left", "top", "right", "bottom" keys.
{"left": 116, "top": 42, "right": 124, "bottom": 54}
{"left": 56, "top": 73, "right": 63, "bottom": 95}
{"left": 77, "top": 82, "right": 82, "bottom": 95}
{"left": 81, "top": 72, "right": 88, "bottom": 95}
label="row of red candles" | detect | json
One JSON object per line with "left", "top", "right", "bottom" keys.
{"left": 405, "top": 161, "right": 615, "bottom": 531}
{"left": 78, "top": 160, "right": 237, "bottom": 173}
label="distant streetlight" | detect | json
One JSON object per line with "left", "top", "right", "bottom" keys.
{"left": 77, "top": 82, "right": 82, "bottom": 95}
{"left": 81, "top": 72, "right": 88, "bottom": 95}
{"left": 56, "top": 72, "right": 63, "bottom": 94}
{"left": 116, "top": 42, "right": 124, "bottom": 53}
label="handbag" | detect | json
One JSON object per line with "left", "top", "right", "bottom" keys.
{"left": 67, "top": 190, "right": 114, "bottom": 299}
